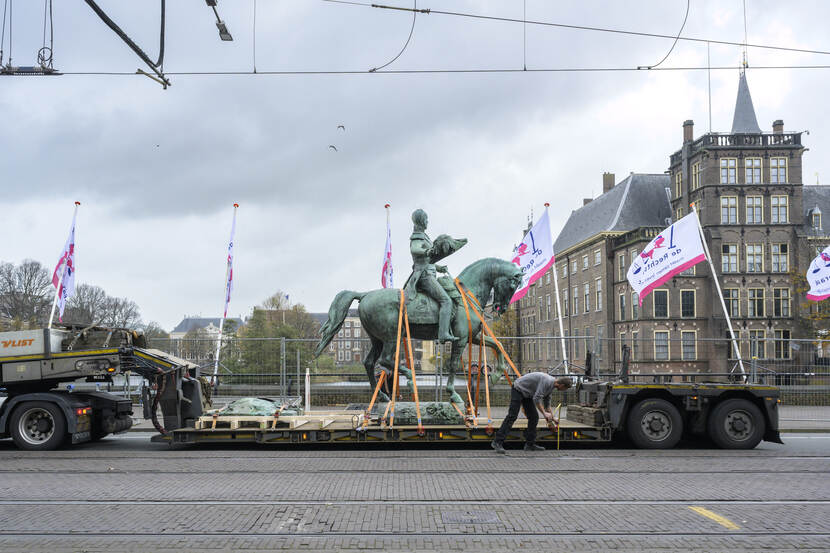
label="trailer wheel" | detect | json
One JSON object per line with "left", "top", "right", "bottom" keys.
{"left": 10, "top": 402, "right": 67, "bottom": 451}
{"left": 627, "top": 398, "right": 683, "bottom": 449}
{"left": 707, "top": 399, "right": 765, "bottom": 449}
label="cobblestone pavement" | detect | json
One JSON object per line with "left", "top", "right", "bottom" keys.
{"left": 0, "top": 433, "right": 828, "bottom": 551}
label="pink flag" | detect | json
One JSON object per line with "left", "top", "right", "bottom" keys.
{"left": 381, "top": 206, "right": 393, "bottom": 288}
{"left": 52, "top": 209, "right": 78, "bottom": 321}
{"left": 627, "top": 211, "right": 706, "bottom": 305}
{"left": 509, "top": 209, "right": 556, "bottom": 303}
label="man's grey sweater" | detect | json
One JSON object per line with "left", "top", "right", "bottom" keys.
{"left": 512, "top": 372, "right": 556, "bottom": 408}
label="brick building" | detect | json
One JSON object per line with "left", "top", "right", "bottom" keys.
{"left": 515, "top": 70, "right": 827, "bottom": 378}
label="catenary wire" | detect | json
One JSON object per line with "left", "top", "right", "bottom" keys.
{"left": 322, "top": 0, "right": 830, "bottom": 57}
{"left": 640, "top": 0, "right": 689, "bottom": 69}
{"left": 369, "top": 0, "right": 417, "bottom": 71}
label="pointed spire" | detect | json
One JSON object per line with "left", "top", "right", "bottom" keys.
{"left": 731, "top": 71, "right": 761, "bottom": 134}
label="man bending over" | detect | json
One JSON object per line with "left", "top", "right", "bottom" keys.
{"left": 492, "top": 373, "right": 573, "bottom": 453}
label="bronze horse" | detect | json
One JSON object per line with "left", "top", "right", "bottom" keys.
{"left": 314, "top": 257, "right": 523, "bottom": 404}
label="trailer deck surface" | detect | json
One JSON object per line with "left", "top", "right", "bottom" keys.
{"left": 159, "top": 410, "right": 609, "bottom": 445}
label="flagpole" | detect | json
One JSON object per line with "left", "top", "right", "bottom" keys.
{"left": 546, "top": 203, "right": 568, "bottom": 373}
{"left": 48, "top": 201, "right": 80, "bottom": 329}
{"left": 212, "top": 203, "right": 238, "bottom": 387}
{"left": 691, "top": 203, "right": 745, "bottom": 378}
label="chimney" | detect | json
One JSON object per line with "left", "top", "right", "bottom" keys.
{"left": 773, "top": 119, "right": 784, "bottom": 134}
{"left": 683, "top": 120, "right": 694, "bottom": 143}
{"left": 583, "top": 198, "right": 592, "bottom": 206}
{"left": 602, "top": 172, "right": 615, "bottom": 194}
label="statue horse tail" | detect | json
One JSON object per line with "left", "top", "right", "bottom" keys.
{"left": 313, "top": 290, "right": 367, "bottom": 358}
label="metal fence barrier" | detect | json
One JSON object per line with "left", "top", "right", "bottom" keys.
{"left": 147, "top": 336, "right": 830, "bottom": 423}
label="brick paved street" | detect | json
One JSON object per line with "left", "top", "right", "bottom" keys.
{"left": 0, "top": 433, "right": 829, "bottom": 552}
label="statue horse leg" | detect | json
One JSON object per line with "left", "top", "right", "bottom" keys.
{"left": 445, "top": 341, "right": 465, "bottom": 405}
{"left": 363, "top": 336, "right": 387, "bottom": 400}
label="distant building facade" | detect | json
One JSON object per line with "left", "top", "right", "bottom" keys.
{"left": 515, "top": 71, "right": 826, "bottom": 378}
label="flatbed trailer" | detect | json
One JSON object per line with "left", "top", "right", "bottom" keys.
{"left": 157, "top": 378, "right": 781, "bottom": 449}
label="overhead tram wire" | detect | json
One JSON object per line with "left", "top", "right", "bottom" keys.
{"left": 321, "top": 0, "right": 830, "bottom": 58}
{"left": 369, "top": 0, "right": 417, "bottom": 72}
{"left": 57, "top": 64, "right": 830, "bottom": 77}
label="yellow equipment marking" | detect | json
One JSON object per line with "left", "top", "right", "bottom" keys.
{"left": 688, "top": 506, "right": 740, "bottom": 530}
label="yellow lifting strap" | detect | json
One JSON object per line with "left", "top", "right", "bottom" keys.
{"left": 455, "top": 280, "right": 522, "bottom": 379}
{"left": 388, "top": 290, "right": 406, "bottom": 428}
{"left": 403, "top": 307, "right": 424, "bottom": 435}
{"left": 453, "top": 278, "right": 476, "bottom": 421}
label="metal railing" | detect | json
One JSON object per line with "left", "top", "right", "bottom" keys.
{"left": 147, "top": 336, "right": 830, "bottom": 423}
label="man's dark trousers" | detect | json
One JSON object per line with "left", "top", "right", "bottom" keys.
{"left": 494, "top": 387, "right": 539, "bottom": 444}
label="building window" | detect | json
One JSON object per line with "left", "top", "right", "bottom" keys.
{"left": 632, "top": 331, "right": 639, "bottom": 360}
{"left": 773, "top": 288, "right": 791, "bottom": 317}
{"left": 619, "top": 293, "right": 626, "bottom": 320}
{"left": 720, "top": 196, "right": 737, "bottom": 224}
{"left": 675, "top": 207, "right": 683, "bottom": 221}
{"left": 546, "top": 271, "right": 551, "bottom": 285}
{"left": 771, "top": 195, "right": 789, "bottom": 223}
{"left": 619, "top": 332, "right": 626, "bottom": 361}
{"left": 618, "top": 254, "right": 626, "bottom": 281}
{"left": 562, "top": 290, "right": 569, "bottom": 317}
{"left": 748, "top": 288, "right": 765, "bottom": 318}
{"left": 572, "top": 287, "right": 579, "bottom": 316}
{"left": 770, "top": 157, "right": 787, "bottom": 184}
{"left": 355, "top": 328, "right": 361, "bottom": 338}
{"left": 654, "top": 331, "right": 669, "bottom": 360}
{"left": 546, "top": 294, "right": 551, "bottom": 321}
{"left": 345, "top": 328, "right": 351, "bottom": 338}
{"left": 582, "top": 255, "right": 589, "bottom": 270}
{"left": 632, "top": 292, "right": 639, "bottom": 319}
{"left": 594, "top": 250, "right": 601, "bottom": 266}
{"left": 595, "top": 279, "right": 602, "bottom": 311}
{"left": 562, "top": 263, "right": 568, "bottom": 278}
{"left": 538, "top": 297, "right": 543, "bottom": 320}
{"left": 691, "top": 162, "right": 701, "bottom": 190}
{"left": 724, "top": 288, "right": 740, "bottom": 318}
{"left": 584, "top": 283, "right": 591, "bottom": 313}
{"left": 572, "top": 260, "right": 577, "bottom": 273}
{"left": 337, "top": 350, "right": 344, "bottom": 361}
{"left": 746, "top": 196, "right": 763, "bottom": 224}
{"left": 771, "top": 243, "right": 789, "bottom": 273}
{"left": 720, "top": 158, "right": 737, "bottom": 184}
{"left": 745, "top": 158, "right": 761, "bottom": 184}
{"left": 681, "top": 331, "right": 697, "bottom": 361}
{"left": 746, "top": 244, "right": 764, "bottom": 273}
{"left": 345, "top": 341, "right": 351, "bottom": 350}
{"left": 680, "top": 290, "right": 695, "bottom": 318}
{"left": 675, "top": 172, "right": 682, "bottom": 198}
{"left": 749, "top": 330, "right": 766, "bottom": 359}
{"left": 344, "top": 321, "right": 351, "bottom": 328}
{"left": 813, "top": 212, "right": 823, "bottom": 230}
{"left": 774, "top": 329, "right": 791, "bottom": 359}
{"left": 653, "top": 290, "right": 668, "bottom": 318}
{"left": 722, "top": 244, "right": 738, "bottom": 273}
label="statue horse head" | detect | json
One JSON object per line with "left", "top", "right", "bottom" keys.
{"left": 456, "top": 257, "right": 524, "bottom": 317}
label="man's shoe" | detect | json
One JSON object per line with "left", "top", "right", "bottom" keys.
{"left": 524, "top": 443, "right": 545, "bottom": 452}
{"left": 491, "top": 440, "right": 506, "bottom": 454}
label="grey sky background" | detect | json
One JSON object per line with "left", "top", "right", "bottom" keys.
{"left": 2, "top": 0, "right": 829, "bottom": 331}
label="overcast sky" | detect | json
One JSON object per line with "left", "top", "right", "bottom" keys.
{"left": 2, "top": 0, "right": 829, "bottom": 331}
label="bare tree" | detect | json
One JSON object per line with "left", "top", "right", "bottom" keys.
{"left": 65, "top": 284, "right": 107, "bottom": 325}
{"left": 99, "top": 296, "right": 142, "bottom": 328}
{"left": 0, "top": 260, "right": 53, "bottom": 327}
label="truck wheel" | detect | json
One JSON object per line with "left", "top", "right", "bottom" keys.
{"left": 707, "top": 399, "right": 765, "bottom": 449}
{"left": 627, "top": 398, "right": 683, "bottom": 449}
{"left": 10, "top": 402, "right": 67, "bottom": 451}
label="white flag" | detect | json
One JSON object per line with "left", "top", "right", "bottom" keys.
{"left": 509, "top": 209, "right": 556, "bottom": 303}
{"left": 627, "top": 211, "right": 706, "bottom": 305}
{"left": 222, "top": 206, "right": 237, "bottom": 318}
{"left": 381, "top": 215, "right": 393, "bottom": 288}
{"left": 807, "top": 245, "right": 830, "bottom": 301}
{"left": 51, "top": 210, "right": 77, "bottom": 321}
